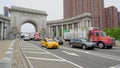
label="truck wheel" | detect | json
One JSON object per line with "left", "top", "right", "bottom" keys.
{"left": 98, "top": 43, "right": 105, "bottom": 49}
{"left": 70, "top": 44, "right": 74, "bottom": 48}
{"left": 82, "top": 45, "right": 87, "bottom": 50}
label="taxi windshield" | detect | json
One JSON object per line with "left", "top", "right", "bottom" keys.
{"left": 47, "top": 39, "right": 54, "bottom": 42}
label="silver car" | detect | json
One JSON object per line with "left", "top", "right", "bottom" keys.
{"left": 69, "top": 38, "right": 96, "bottom": 50}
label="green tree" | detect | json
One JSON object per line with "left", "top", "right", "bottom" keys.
{"left": 104, "top": 27, "right": 120, "bottom": 40}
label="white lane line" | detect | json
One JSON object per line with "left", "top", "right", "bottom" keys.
{"left": 62, "top": 51, "right": 79, "bottom": 56}
{"left": 19, "top": 41, "right": 34, "bottom": 68}
{"left": 86, "top": 51, "right": 90, "bottom": 54}
{"left": 23, "top": 42, "right": 84, "bottom": 68}
{"left": 27, "top": 57, "right": 66, "bottom": 62}
{"left": 61, "top": 46, "right": 120, "bottom": 61}
{"left": 109, "top": 64, "right": 120, "bottom": 68}
{"left": 21, "top": 48, "right": 40, "bottom": 51}
{"left": 48, "top": 50, "right": 84, "bottom": 68}
{"left": 24, "top": 51, "right": 50, "bottom": 54}
{"left": 21, "top": 46, "right": 39, "bottom": 48}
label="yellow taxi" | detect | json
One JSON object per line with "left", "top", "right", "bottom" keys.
{"left": 40, "top": 38, "right": 59, "bottom": 49}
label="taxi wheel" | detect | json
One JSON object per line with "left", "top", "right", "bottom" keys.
{"left": 46, "top": 45, "right": 49, "bottom": 49}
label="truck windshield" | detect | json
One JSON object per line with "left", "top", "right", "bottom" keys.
{"left": 100, "top": 32, "right": 106, "bottom": 36}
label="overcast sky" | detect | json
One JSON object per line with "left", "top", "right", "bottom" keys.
{"left": 0, "top": 0, "right": 120, "bottom": 21}
{"left": 0, "top": 0, "right": 120, "bottom": 32}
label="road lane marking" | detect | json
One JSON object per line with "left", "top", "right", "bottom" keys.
{"left": 21, "top": 48, "right": 40, "bottom": 50}
{"left": 86, "top": 51, "right": 90, "bottom": 54}
{"left": 24, "top": 51, "right": 50, "bottom": 54}
{"left": 62, "top": 51, "right": 79, "bottom": 56}
{"left": 25, "top": 43, "right": 84, "bottom": 68}
{"left": 19, "top": 41, "right": 34, "bottom": 68}
{"left": 109, "top": 64, "right": 120, "bottom": 68}
{"left": 61, "top": 46, "right": 120, "bottom": 61}
{"left": 27, "top": 57, "right": 66, "bottom": 62}
{"left": 48, "top": 50, "right": 84, "bottom": 68}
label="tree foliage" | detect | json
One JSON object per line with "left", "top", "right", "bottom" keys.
{"left": 104, "top": 27, "right": 120, "bottom": 40}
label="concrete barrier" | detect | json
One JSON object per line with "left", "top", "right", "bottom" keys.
{"left": 8, "top": 48, "right": 13, "bottom": 52}
{"left": 0, "top": 39, "right": 18, "bottom": 68}
{"left": 5, "top": 51, "right": 13, "bottom": 59}
{"left": 0, "top": 57, "right": 11, "bottom": 68}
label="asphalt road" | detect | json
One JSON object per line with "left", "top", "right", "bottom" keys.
{"left": 20, "top": 40, "right": 120, "bottom": 68}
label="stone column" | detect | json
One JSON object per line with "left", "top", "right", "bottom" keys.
{"left": 86, "top": 20, "right": 88, "bottom": 27}
{"left": 0, "top": 21, "right": 2, "bottom": 39}
{"left": 61, "top": 25, "right": 63, "bottom": 38}
{"left": 1, "top": 22, "right": 3, "bottom": 40}
{"left": 51, "top": 26, "right": 53, "bottom": 37}
{"left": 56, "top": 25, "right": 58, "bottom": 37}
{"left": 49, "top": 26, "right": 51, "bottom": 37}
{"left": 67, "top": 24, "right": 68, "bottom": 30}
{"left": 78, "top": 22, "right": 80, "bottom": 28}
{"left": 89, "top": 20, "right": 92, "bottom": 27}
{"left": 72, "top": 23, "right": 74, "bottom": 29}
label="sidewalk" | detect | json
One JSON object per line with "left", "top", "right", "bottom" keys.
{"left": 0, "top": 40, "right": 27, "bottom": 68}
{"left": 115, "top": 41, "right": 120, "bottom": 47}
{"left": 0, "top": 40, "right": 12, "bottom": 59}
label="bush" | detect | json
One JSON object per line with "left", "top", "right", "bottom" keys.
{"left": 104, "top": 27, "right": 120, "bottom": 40}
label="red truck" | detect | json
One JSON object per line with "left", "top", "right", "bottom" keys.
{"left": 89, "top": 29, "right": 115, "bottom": 49}
{"left": 34, "top": 32, "right": 40, "bottom": 41}
{"left": 64, "top": 27, "right": 115, "bottom": 49}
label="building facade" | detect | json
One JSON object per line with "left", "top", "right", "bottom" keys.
{"left": 118, "top": 12, "right": 120, "bottom": 27}
{"left": 105, "top": 6, "right": 119, "bottom": 28}
{"left": 4, "top": 6, "right": 9, "bottom": 17}
{"left": 47, "top": 13, "right": 92, "bottom": 38}
{"left": 64, "top": 0, "right": 105, "bottom": 30}
{"left": 0, "top": 14, "right": 10, "bottom": 40}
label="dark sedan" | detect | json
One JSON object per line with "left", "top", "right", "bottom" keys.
{"left": 53, "top": 37, "right": 63, "bottom": 45}
{"left": 69, "top": 38, "right": 96, "bottom": 50}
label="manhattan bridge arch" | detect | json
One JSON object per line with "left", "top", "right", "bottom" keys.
{"left": 9, "top": 6, "right": 47, "bottom": 39}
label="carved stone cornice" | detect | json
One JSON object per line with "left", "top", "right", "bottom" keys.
{"left": 47, "top": 13, "right": 91, "bottom": 25}
{"left": 0, "top": 14, "right": 10, "bottom": 21}
{"left": 9, "top": 6, "right": 48, "bottom": 16}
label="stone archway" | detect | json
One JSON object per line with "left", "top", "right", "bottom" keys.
{"left": 9, "top": 6, "right": 47, "bottom": 39}
{"left": 21, "top": 20, "right": 37, "bottom": 32}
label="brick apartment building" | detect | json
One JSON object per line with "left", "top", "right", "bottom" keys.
{"left": 64, "top": 0, "right": 106, "bottom": 30}
{"left": 105, "top": 6, "right": 119, "bottom": 29}
{"left": 118, "top": 12, "right": 120, "bottom": 26}
{"left": 64, "top": 0, "right": 120, "bottom": 29}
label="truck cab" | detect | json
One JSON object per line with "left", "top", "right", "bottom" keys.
{"left": 89, "top": 29, "right": 114, "bottom": 49}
